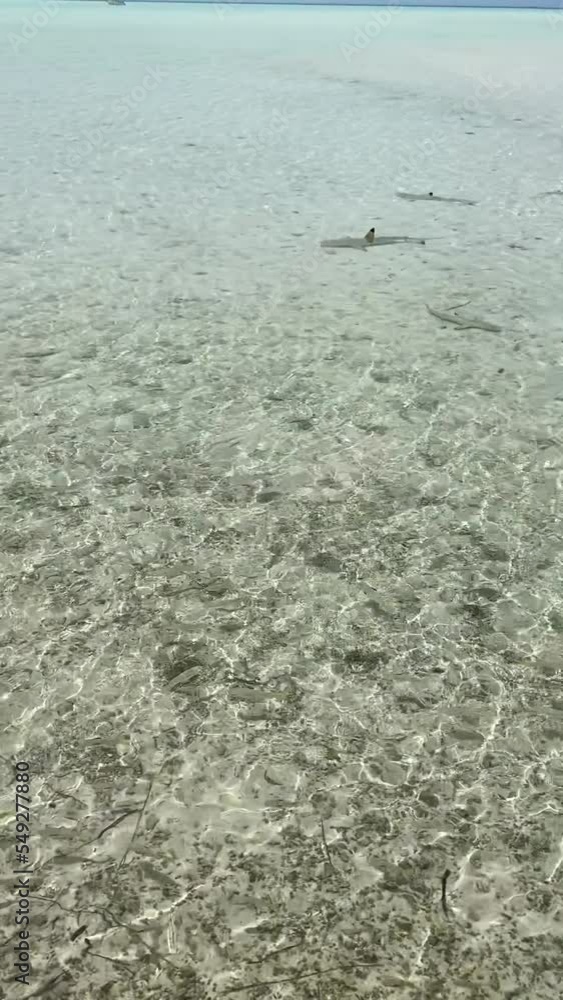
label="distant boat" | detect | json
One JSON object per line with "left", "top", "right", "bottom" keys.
{"left": 107, "top": 0, "right": 126, "bottom": 6}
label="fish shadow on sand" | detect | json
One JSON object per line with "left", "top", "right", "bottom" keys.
{"left": 397, "top": 191, "right": 476, "bottom": 206}
{"left": 321, "top": 227, "right": 427, "bottom": 252}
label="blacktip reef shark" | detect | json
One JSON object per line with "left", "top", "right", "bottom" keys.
{"left": 397, "top": 191, "right": 477, "bottom": 206}
{"left": 426, "top": 301, "right": 502, "bottom": 333}
{"left": 320, "top": 227, "right": 427, "bottom": 252}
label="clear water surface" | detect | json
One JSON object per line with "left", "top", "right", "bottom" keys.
{"left": 1, "top": 3, "right": 562, "bottom": 997}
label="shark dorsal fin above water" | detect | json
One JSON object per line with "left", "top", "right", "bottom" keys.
{"left": 320, "top": 227, "right": 377, "bottom": 251}
{"left": 320, "top": 226, "right": 427, "bottom": 251}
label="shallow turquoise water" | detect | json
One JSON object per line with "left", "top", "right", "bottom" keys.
{"left": 1, "top": 5, "right": 562, "bottom": 999}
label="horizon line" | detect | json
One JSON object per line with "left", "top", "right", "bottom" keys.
{"left": 90, "top": 1, "right": 563, "bottom": 9}
{"left": 92, "top": 1, "right": 563, "bottom": 9}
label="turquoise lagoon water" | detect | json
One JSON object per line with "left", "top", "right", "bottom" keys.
{"left": 1, "top": 4, "right": 563, "bottom": 998}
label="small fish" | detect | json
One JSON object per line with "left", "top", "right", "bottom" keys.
{"left": 397, "top": 191, "right": 476, "bottom": 206}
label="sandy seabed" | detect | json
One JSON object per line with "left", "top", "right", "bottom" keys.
{"left": 1, "top": 4, "right": 563, "bottom": 999}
